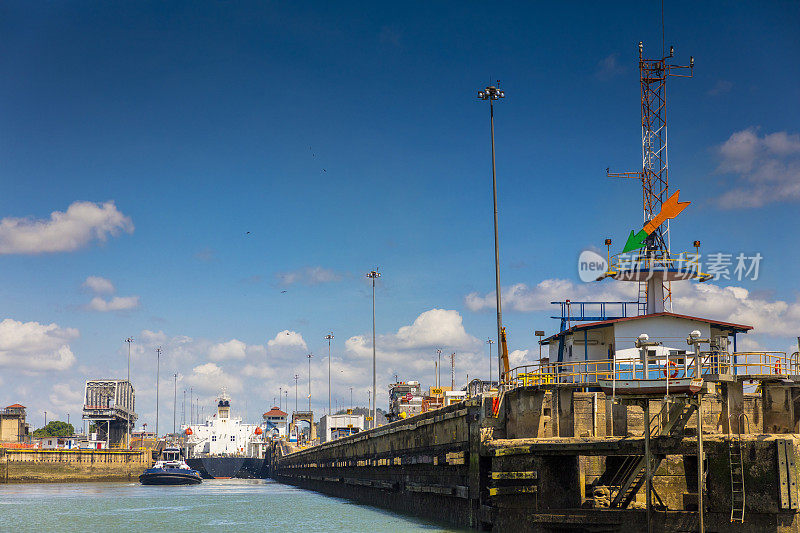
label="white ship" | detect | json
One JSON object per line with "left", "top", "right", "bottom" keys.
{"left": 183, "top": 392, "right": 271, "bottom": 478}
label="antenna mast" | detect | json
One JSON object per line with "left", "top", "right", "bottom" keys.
{"left": 608, "top": 41, "right": 693, "bottom": 314}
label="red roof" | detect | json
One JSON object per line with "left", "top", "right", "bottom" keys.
{"left": 5, "top": 404, "right": 25, "bottom": 409}
{"left": 263, "top": 407, "right": 287, "bottom": 418}
{"left": 543, "top": 312, "right": 752, "bottom": 343}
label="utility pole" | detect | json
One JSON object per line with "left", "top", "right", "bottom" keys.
{"left": 173, "top": 374, "right": 177, "bottom": 435}
{"left": 294, "top": 374, "right": 299, "bottom": 413}
{"left": 451, "top": 352, "right": 456, "bottom": 391}
{"left": 325, "top": 332, "right": 334, "bottom": 416}
{"left": 189, "top": 387, "right": 193, "bottom": 426}
{"left": 279, "top": 387, "right": 282, "bottom": 410}
{"left": 438, "top": 349, "right": 444, "bottom": 388}
{"left": 476, "top": 83, "right": 506, "bottom": 372}
{"left": 155, "top": 346, "right": 161, "bottom": 438}
{"left": 182, "top": 390, "right": 185, "bottom": 426}
{"left": 307, "top": 353, "right": 313, "bottom": 413}
{"left": 284, "top": 390, "right": 288, "bottom": 413}
{"left": 366, "top": 269, "right": 381, "bottom": 428}
{"left": 487, "top": 339, "right": 494, "bottom": 383}
{"left": 125, "top": 337, "right": 134, "bottom": 447}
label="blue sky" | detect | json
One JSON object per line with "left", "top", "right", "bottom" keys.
{"left": 0, "top": 1, "right": 798, "bottom": 432}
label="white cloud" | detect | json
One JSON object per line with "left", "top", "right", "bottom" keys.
{"left": 82, "top": 276, "right": 115, "bottom": 294}
{"left": 48, "top": 382, "right": 84, "bottom": 418}
{"left": 707, "top": 80, "right": 733, "bottom": 96}
{"left": 0, "top": 201, "right": 133, "bottom": 254}
{"left": 0, "top": 318, "right": 79, "bottom": 371}
{"left": 209, "top": 339, "right": 247, "bottom": 361}
{"left": 716, "top": 128, "right": 800, "bottom": 208}
{"left": 596, "top": 53, "right": 625, "bottom": 81}
{"left": 465, "top": 277, "right": 800, "bottom": 340}
{"left": 208, "top": 339, "right": 265, "bottom": 361}
{"left": 185, "top": 363, "right": 242, "bottom": 394}
{"left": 88, "top": 295, "right": 140, "bottom": 312}
{"left": 275, "top": 266, "right": 341, "bottom": 286}
{"left": 671, "top": 283, "right": 800, "bottom": 337}
{"left": 267, "top": 330, "right": 308, "bottom": 351}
{"left": 465, "top": 279, "right": 635, "bottom": 312}
{"left": 343, "top": 308, "right": 482, "bottom": 384}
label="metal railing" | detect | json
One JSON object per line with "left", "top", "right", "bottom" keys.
{"left": 504, "top": 351, "right": 798, "bottom": 389}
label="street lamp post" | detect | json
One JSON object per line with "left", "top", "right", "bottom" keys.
{"left": 486, "top": 338, "right": 494, "bottom": 383}
{"left": 307, "top": 354, "right": 313, "bottom": 413}
{"left": 155, "top": 346, "right": 161, "bottom": 439}
{"left": 366, "top": 269, "right": 381, "bottom": 428}
{"left": 173, "top": 373, "right": 177, "bottom": 435}
{"left": 325, "top": 332, "right": 334, "bottom": 416}
{"left": 125, "top": 337, "right": 134, "bottom": 447}
{"left": 294, "top": 374, "right": 299, "bottom": 413}
{"left": 476, "top": 82, "right": 506, "bottom": 383}
{"left": 436, "top": 349, "right": 442, "bottom": 389}
{"left": 279, "top": 387, "right": 282, "bottom": 411}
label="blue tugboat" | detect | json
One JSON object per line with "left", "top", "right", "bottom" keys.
{"left": 139, "top": 447, "right": 202, "bottom": 485}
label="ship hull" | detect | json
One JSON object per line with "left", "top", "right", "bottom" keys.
{"left": 139, "top": 468, "right": 202, "bottom": 485}
{"left": 186, "top": 457, "right": 267, "bottom": 479}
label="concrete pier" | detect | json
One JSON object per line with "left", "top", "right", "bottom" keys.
{"left": 270, "top": 383, "right": 800, "bottom": 531}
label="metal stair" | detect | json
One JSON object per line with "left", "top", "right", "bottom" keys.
{"left": 608, "top": 399, "right": 696, "bottom": 508}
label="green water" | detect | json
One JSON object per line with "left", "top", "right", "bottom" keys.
{"left": 0, "top": 479, "right": 461, "bottom": 532}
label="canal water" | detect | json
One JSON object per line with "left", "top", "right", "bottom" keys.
{"left": 0, "top": 479, "right": 462, "bottom": 532}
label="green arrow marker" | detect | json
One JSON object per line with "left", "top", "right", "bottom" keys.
{"left": 622, "top": 229, "right": 648, "bottom": 253}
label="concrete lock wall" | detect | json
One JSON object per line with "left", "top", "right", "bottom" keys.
{"left": 272, "top": 399, "right": 484, "bottom": 529}
{"left": 0, "top": 448, "right": 151, "bottom": 483}
{"left": 273, "top": 385, "right": 800, "bottom": 532}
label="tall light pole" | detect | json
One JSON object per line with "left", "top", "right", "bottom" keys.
{"left": 279, "top": 387, "right": 282, "bottom": 410}
{"left": 155, "top": 346, "right": 161, "bottom": 438}
{"left": 325, "top": 332, "right": 334, "bottom": 416}
{"left": 307, "top": 354, "right": 313, "bottom": 412}
{"left": 294, "top": 374, "right": 299, "bottom": 413}
{"left": 189, "top": 387, "right": 193, "bottom": 426}
{"left": 125, "top": 337, "right": 134, "bottom": 447}
{"left": 366, "top": 269, "right": 381, "bottom": 428}
{"left": 487, "top": 338, "right": 494, "bottom": 383}
{"left": 173, "top": 373, "right": 177, "bottom": 435}
{"left": 182, "top": 390, "right": 185, "bottom": 426}
{"left": 477, "top": 82, "right": 506, "bottom": 382}
{"left": 436, "top": 349, "right": 442, "bottom": 389}
{"left": 451, "top": 352, "right": 456, "bottom": 391}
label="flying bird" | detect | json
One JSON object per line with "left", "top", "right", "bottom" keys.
{"left": 281, "top": 290, "right": 287, "bottom": 294}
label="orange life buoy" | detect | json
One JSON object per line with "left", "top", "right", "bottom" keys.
{"left": 662, "top": 360, "right": 679, "bottom": 379}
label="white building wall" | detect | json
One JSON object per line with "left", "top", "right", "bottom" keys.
{"left": 613, "top": 316, "right": 710, "bottom": 358}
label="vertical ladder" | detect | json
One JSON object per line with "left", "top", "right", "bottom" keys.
{"left": 729, "top": 414, "right": 747, "bottom": 523}
{"left": 637, "top": 281, "right": 648, "bottom": 315}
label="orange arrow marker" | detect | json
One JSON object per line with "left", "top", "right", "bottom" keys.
{"left": 643, "top": 189, "right": 690, "bottom": 234}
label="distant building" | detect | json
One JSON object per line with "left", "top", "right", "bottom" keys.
{"left": 388, "top": 381, "right": 425, "bottom": 421}
{"left": 319, "top": 413, "right": 364, "bottom": 442}
{"left": 263, "top": 407, "right": 288, "bottom": 438}
{"left": 0, "top": 404, "right": 30, "bottom": 443}
{"left": 35, "top": 436, "right": 80, "bottom": 450}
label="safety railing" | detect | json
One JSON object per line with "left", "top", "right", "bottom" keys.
{"left": 504, "top": 351, "right": 797, "bottom": 390}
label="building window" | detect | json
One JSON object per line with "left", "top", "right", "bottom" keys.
{"left": 231, "top": 435, "right": 235, "bottom": 441}
{"left": 211, "top": 436, "right": 216, "bottom": 441}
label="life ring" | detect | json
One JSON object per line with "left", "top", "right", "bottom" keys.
{"left": 662, "top": 360, "right": 679, "bottom": 379}
{"left": 775, "top": 361, "right": 782, "bottom": 375}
